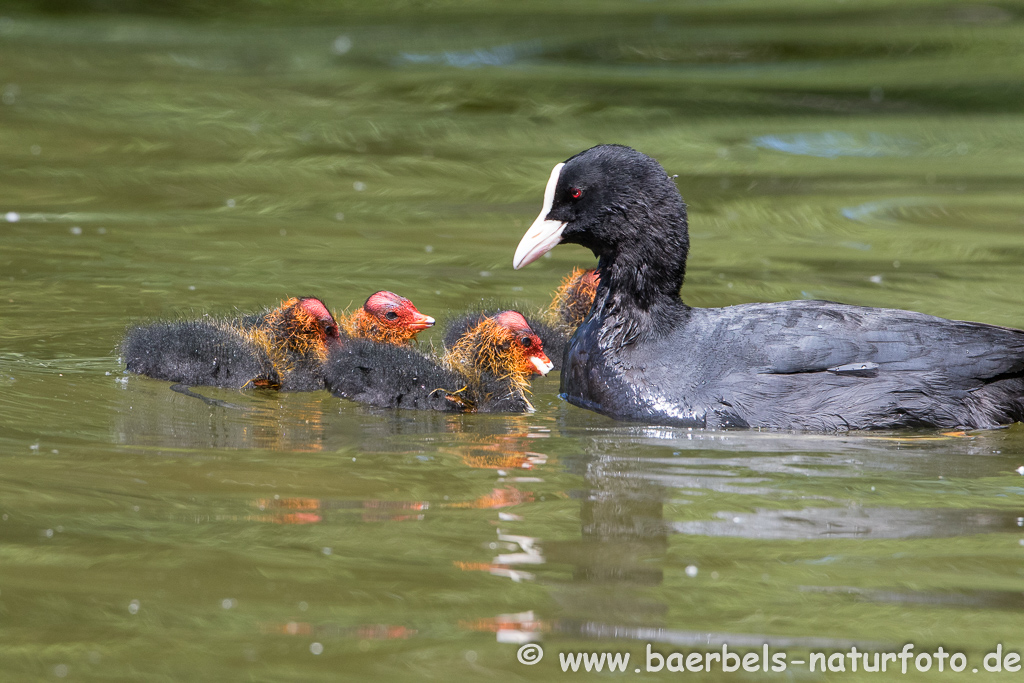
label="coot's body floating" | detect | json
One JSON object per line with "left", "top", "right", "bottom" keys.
{"left": 325, "top": 310, "right": 553, "bottom": 413}
{"left": 514, "top": 144, "right": 1024, "bottom": 431}
{"left": 122, "top": 292, "right": 433, "bottom": 392}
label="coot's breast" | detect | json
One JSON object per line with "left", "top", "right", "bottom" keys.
{"left": 561, "top": 314, "right": 712, "bottom": 427}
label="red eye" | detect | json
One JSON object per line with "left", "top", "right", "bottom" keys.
{"left": 569, "top": 187, "right": 582, "bottom": 199}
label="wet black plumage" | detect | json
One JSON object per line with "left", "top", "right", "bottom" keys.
{"left": 514, "top": 144, "right": 1024, "bottom": 431}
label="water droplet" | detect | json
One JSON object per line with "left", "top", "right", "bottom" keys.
{"left": 321, "top": 547, "right": 332, "bottom": 555}
{"left": 30, "top": 144, "right": 40, "bottom": 155}
{"left": 332, "top": 35, "right": 352, "bottom": 55}
{"left": 5, "top": 211, "right": 19, "bottom": 222}
{"left": 222, "top": 598, "right": 236, "bottom": 609}
{"left": 54, "top": 664, "right": 68, "bottom": 678}
{"left": 685, "top": 565, "right": 698, "bottom": 577}
{"left": 2, "top": 83, "right": 17, "bottom": 105}
{"left": 465, "top": 650, "right": 478, "bottom": 663}
{"left": 334, "top": 212, "right": 345, "bottom": 221}
{"left": 310, "top": 642, "right": 324, "bottom": 655}
{"left": 226, "top": 198, "right": 236, "bottom": 207}
{"left": 353, "top": 181, "right": 366, "bottom": 192}
{"left": 298, "top": 601, "right": 308, "bottom": 611}
{"left": 128, "top": 599, "right": 140, "bottom": 614}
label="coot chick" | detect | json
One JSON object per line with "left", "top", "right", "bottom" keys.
{"left": 338, "top": 290, "right": 435, "bottom": 345}
{"left": 122, "top": 292, "right": 433, "bottom": 391}
{"left": 444, "top": 308, "right": 566, "bottom": 372}
{"left": 549, "top": 267, "right": 599, "bottom": 331}
{"left": 513, "top": 144, "right": 1024, "bottom": 431}
{"left": 437, "top": 271, "right": 597, "bottom": 373}
{"left": 325, "top": 310, "right": 553, "bottom": 413}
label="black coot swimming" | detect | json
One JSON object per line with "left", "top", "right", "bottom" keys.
{"left": 513, "top": 144, "right": 1024, "bottom": 431}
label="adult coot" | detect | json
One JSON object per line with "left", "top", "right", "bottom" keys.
{"left": 513, "top": 144, "right": 1024, "bottom": 431}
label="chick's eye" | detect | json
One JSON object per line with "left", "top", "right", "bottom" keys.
{"left": 385, "top": 311, "right": 398, "bottom": 321}
{"left": 520, "top": 336, "right": 533, "bottom": 348}
{"left": 569, "top": 187, "right": 582, "bottom": 199}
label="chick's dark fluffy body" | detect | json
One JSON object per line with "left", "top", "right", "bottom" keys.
{"left": 324, "top": 337, "right": 535, "bottom": 413}
{"left": 121, "top": 301, "right": 334, "bottom": 392}
{"left": 121, "top": 319, "right": 272, "bottom": 389}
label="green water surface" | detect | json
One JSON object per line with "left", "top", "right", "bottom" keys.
{"left": 3, "top": 2, "right": 1024, "bottom": 680}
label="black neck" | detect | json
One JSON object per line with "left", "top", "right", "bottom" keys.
{"left": 591, "top": 211, "right": 691, "bottom": 347}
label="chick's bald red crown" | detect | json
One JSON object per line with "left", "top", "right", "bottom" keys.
{"left": 363, "top": 291, "right": 435, "bottom": 332}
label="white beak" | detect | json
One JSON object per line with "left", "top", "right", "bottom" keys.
{"left": 530, "top": 355, "right": 554, "bottom": 376}
{"left": 513, "top": 162, "right": 566, "bottom": 270}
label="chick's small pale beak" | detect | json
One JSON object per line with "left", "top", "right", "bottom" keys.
{"left": 530, "top": 353, "right": 554, "bottom": 376}
{"left": 513, "top": 162, "right": 566, "bottom": 270}
{"left": 407, "top": 313, "right": 435, "bottom": 331}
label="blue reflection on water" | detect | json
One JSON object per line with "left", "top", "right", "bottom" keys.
{"left": 397, "top": 41, "right": 543, "bottom": 68}
{"left": 841, "top": 198, "right": 930, "bottom": 222}
{"left": 753, "top": 132, "right": 914, "bottom": 158}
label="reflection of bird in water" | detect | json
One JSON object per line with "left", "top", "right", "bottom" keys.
{"left": 444, "top": 486, "right": 534, "bottom": 509}
{"left": 459, "top": 611, "right": 546, "bottom": 642}
{"left": 446, "top": 435, "right": 548, "bottom": 470}
{"left": 250, "top": 496, "right": 429, "bottom": 524}
{"left": 260, "top": 621, "right": 416, "bottom": 640}
{"left": 121, "top": 291, "right": 433, "bottom": 391}
{"left": 326, "top": 310, "right": 552, "bottom": 413}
